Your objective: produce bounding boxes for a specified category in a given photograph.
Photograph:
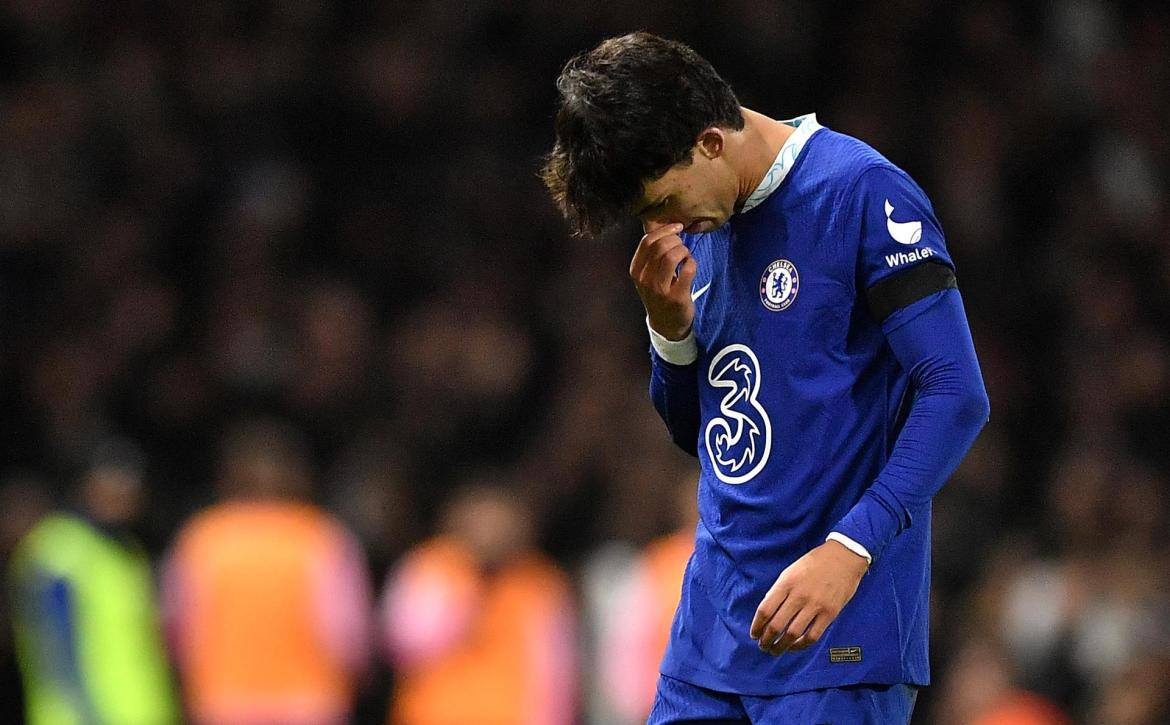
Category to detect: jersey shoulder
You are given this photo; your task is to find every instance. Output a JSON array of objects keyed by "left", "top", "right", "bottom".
[{"left": 802, "top": 128, "right": 905, "bottom": 195}]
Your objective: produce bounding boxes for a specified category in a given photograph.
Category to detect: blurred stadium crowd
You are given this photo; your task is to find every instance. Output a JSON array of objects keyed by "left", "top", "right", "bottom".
[{"left": 1, "top": 1, "right": 1168, "bottom": 723}]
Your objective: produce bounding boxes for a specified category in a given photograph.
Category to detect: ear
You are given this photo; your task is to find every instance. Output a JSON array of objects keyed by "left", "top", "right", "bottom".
[{"left": 696, "top": 128, "right": 725, "bottom": 160}]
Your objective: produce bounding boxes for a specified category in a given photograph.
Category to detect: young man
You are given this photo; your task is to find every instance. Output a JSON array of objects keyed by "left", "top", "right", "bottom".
[{"left": 542, "top": 33, "right": 990, "bottom": 724}]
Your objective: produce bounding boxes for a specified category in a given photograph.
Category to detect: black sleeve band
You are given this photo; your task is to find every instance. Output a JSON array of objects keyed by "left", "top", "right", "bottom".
[{"left": 866, "top": 260, "right": 958, "bottom": 322}]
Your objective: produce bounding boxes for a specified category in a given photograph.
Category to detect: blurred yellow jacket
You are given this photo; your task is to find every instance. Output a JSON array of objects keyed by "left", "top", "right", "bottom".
[{"left": 8, "top": 513, "right": 179, "bottom": 725}]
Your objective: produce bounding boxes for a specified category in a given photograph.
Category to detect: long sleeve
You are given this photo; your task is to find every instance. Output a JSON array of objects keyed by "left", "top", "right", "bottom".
[
  {"left": 649, "top": 347, "right": 701, "bottom": 457},
  {"left": 832, "top": 287, "right": 990, "bottom": 562}
]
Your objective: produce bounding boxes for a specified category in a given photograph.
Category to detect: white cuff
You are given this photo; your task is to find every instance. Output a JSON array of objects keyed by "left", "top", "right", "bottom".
[
  {"left": 647, "top": 317, "right": 699, "bottom": 365},
  {"left": 826, "top": 532, "right": 872, "bottom": 566}
]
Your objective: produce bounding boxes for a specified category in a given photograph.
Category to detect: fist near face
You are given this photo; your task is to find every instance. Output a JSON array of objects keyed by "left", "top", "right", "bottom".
[{"left": 629, "top": 223, "right": 697, "bottom": 341}]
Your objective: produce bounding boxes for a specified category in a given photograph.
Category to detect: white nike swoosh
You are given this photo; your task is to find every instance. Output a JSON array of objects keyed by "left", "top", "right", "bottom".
[{"left": 691, "top": 282, "right": 712, "bottom": 301}]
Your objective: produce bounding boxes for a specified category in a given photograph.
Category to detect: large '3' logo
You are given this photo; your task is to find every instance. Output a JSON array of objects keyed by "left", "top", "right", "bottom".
[{"left": 704, "top": 344, "right": 772, "bottom": 484}]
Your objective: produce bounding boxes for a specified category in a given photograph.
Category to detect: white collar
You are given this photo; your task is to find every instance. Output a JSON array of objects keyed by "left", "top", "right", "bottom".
[{"left": 738, "top": 113, "right": 822, "bottom": 214}]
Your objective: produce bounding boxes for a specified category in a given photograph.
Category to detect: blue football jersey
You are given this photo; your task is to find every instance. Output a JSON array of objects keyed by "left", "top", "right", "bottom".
[{"left": 659, "top": 114, "right": 955, "bottom": 695}]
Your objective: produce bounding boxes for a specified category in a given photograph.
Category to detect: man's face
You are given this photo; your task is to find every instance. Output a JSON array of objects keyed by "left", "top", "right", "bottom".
[{"left": 633, "top": 146, "right": 737, "bottom": 235}]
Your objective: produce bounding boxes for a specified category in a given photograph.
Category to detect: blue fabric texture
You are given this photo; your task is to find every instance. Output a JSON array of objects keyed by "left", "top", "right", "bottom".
[
  {"left": 649, "top": 351, "right": 701, "bottom": 457},
  {"left": 648, "top": 674, "right": 918, "bottom": 725},
  {"left": 832, "top": 288, "right": 990, "bottom": 562},
  {"left": 647, "top": 119, "right": 988, "bottom": 696}
]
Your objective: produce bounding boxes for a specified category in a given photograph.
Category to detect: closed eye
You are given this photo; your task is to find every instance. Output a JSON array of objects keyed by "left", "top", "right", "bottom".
[{"left": 634, "top": 196, "right": 669, "bottom": 219}]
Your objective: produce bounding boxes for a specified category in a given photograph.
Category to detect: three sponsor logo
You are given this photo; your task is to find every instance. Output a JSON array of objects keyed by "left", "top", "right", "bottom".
[{"left": 705, "top": 344, "right": 772, "bottom": 484}]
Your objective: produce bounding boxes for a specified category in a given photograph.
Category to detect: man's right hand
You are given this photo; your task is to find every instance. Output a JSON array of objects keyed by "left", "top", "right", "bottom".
[{"left": 629, "top": 223, "right": 697, "bottom": 341}]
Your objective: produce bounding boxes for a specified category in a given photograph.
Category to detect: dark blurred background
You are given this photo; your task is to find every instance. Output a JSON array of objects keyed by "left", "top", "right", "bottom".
[{"left": 1, "top": 1, "right": 1168, "bottom": 724}]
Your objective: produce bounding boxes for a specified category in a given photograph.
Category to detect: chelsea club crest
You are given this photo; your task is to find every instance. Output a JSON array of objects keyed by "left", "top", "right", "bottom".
[{"left": 760, "top": 259, "right": 799, "bottom": 311}]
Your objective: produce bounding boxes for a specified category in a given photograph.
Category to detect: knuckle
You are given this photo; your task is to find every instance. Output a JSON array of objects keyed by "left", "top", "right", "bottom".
[{"left": 653, "top": 240, "right": 678, "bottom": 258}]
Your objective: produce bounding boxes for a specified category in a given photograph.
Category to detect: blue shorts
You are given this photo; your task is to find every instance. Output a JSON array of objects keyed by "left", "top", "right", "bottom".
[{"left": 647, "top": 674, "right": 918, "bottom": 725}]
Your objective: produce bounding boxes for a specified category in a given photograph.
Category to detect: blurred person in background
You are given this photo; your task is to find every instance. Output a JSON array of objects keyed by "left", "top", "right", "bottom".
[
  {"left": 0, "top": 472, "right": 54, "bottom": 724},
  {"left": 991, "top": 451, "right": 1170, "bottom": 719},
  {"left": 160, "top": 418, "right": 373, "bottom": 725},
  {"left": 588, "top": 469, "right": 698, "bottom": 724},
  {"left": 380, "top": 479, "right": 576, "bottom": 725},
  {"left": 931, "top": 638, "right": 1070, "bottom": 725},
  {"left": 6, "top": 440, "right": 179, "bottom": 725}
]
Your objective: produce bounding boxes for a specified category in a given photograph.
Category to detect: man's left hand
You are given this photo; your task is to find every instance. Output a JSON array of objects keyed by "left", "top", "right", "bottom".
[{"left": 749, "top": 540, "right": 869, "bottom": 656}]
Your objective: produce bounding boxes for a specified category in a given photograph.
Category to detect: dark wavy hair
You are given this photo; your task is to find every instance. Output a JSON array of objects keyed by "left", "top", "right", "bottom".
[{"left": 541, "top": 32, "right": 744, "bottom": 237}]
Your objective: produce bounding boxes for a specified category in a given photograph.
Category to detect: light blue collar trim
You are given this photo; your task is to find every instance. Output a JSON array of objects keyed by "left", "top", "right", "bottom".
[{"left": 739, "top": 113, "right": 822, "bottom": 214}]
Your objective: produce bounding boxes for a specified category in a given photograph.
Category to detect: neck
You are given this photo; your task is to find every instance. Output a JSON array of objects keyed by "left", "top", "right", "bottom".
[{"left": 734, "top": 108, "right": 796, "bottom": 210}]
